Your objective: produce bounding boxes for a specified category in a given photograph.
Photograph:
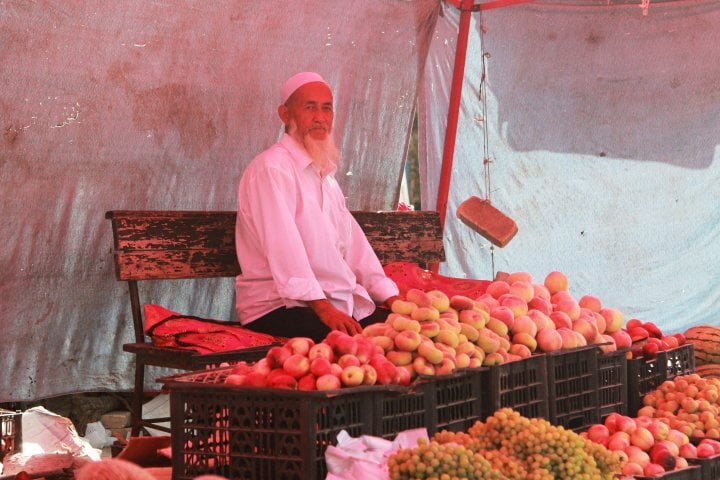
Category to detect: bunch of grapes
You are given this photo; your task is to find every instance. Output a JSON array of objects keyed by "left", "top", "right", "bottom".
[
  {"left": 387, "top": 437, "right": 508, "bottom": 480},
  {"left": 389, "top": 408, "right": 624, "bottom": 480}
]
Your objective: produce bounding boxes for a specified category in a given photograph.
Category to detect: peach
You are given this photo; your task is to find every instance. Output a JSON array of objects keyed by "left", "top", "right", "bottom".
[
  {"left": 508, "top": 343, "right": 532, "bottom": 359},
  {"left": 477, "top": 328, "right": 501, "bottom": 354},
  {"left": 512, "top": 315, "right": 538, "bottom": 337},
  {"left": 557, "top": 327, "right": 578, "bottom": 349},
  {"left": 459, "top": 322, "right": 479, "bottom": 342},
  {"left": 554, "top": 298, "right": 581, "bottom": 321},
  {"left": 427, "top": 290, "right": 451, "bottom": 313},
  {"left": 361, "top": 364, "right": 377, "bottom": 385},
  {"left": 354, "top": 336, "right": 376, "bottom": 363},
  {"left": 482, "top": 351, "right": 504, "bottom": 366},
  {"left": 485, "top": 280, "right": 510, "bottom": 299},
  {"left": 621, "top": 462, "right": 644, "bottom": 476},
  {"left": 597, "top": 334, "right": 617, "bottom": 353},
  {"left": 506, "top": 271, "right": 533, "bottom": 284},
  {"left": 527, "top": 309, "right": 553, "bottom": 330},
  {"left": 549, "top": 311, "right": 573, "bottom": 330},
  {"left": 455, "top": 352, "right": 471, "bottom": 368},
  {"left": 572, "top": 330, "right": 588, "bottom": 347},
  {"left": 326, "top": 331, "right": 358, "bottom": 355},
  {"left": 386, "top": 350, "right": 413, "bottom": 366},
  {"left": 391, "top": 314, "right": 421, "bottom": 333},
  {"left": 435, "top": 329, "right": 460, "bottom": 349},
  {"left": 536, "top": 327, "right": 563, "bottom": 352},
  {"left": 418, "top": 341, "right": 444, "bottom": 364},
  {"left": 489, "top": 306, "right": 515, "bottom": 330},
  {"left": 630, "top": 426, "right": 655, "bottom": 450},
  {"left": 512, "top": 332, "right": 537, "bottom": 352},
  {"left": 419, "top": 321, "right": 441, "bottom": 338},
  {"left": 244, "top": 371, "right": 268, "bottom": 387},
  {"left": 544, "top": 271, "right": 569, "bottom": 294},
  {"left": 412, "top": 356, "right": 435, "bottom": 376},
  {"left": 573, "top": 317, "right": 599, "bottom": 342},
  {"left": 499, "top": 294, "right": 529, "bottom": 317},
  {"left": 435, "top": 357, "right": 456, "bottom": 376},
  {"left": 611, "top": 329, "right": 632, "bottom": 349},
  {"left": 437, "top": 317, "right": 461, "bottom": 334},
  {"left": 394, "top": 330, "right": 423, "bottom": 352},
  {"left": 406, "top": 288, "right": 433, "bottom": 308},
  {"left": 625, "top": 445, "right": 651, "bottom": 468},
  {"left": 411, "top": 306, "right": 440, "bottom": 322},
  {"left": 308, "top": 342, "right": 335, "bottom": 362},
  {"left": 267, "top": 370, "right": 298, "bottom": 389},
  {"left": 283, "top": 353, "right": 311, "bottom": 379},
  {"left": 459, "top": 309, "right": 487, "bottom": 330},
  {"left": 528, "top": 296, "right": 552, "bottom": 315},
  {"left": 449, "top": 294, "right": 476, "bottom": 311},
  {"left": 607, "top": 431, "right": 631, "bottom": 451},
  {"left": 224, "top": 373, "right": 246, "bottom": 386},
  {"left": 362, "top": 322, "right": 389, "bottom": 338},
  {"left": 266, "top": 345, "right": 293, "bottom": 369},
  {"left": 297, "top": 374, "right": 317, "bottom": 391},
  {"left": 486, "top": 317, "right": 509, "bottom": 338},
  {"left": 600, "top": 307, "right": 624, "bottom": 334},
  {"left": 696, "top": 442, "right": 715, "bottom": 458},
  {"left": 475, "top": 294, "right": 500, "bottom": 311},
  {"left": 370, "top": 335, "right": 395, "bottom": 352},
  {"left": 509, "top": 281, "right": 534, "bottom": 303},
  {"left": 340, "top": 365, "right": 365, "bottom": 387},
  {"left": 586, "top": 424, "right": 610, "bottom": 445},
  {"left": 592, "top": 311, "right": 607, "bottom": 334},
  {"left": 578, "top": 294, "right": 602, "bottom": 313},
  {"left": 391, "top": 299, "right": 415, "bottom": 315},
  {"left": 679, "top": 442, "right": 697, "bottom": 458},
  {"left": 337, "top": 353, "right": 361, "bottom": 368},
  {"left": 532, "top": 283, "right": 551, "bottom": 301}
]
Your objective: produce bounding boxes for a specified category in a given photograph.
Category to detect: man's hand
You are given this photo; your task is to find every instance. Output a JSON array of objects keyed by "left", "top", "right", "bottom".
[{"left": 308, "top": 299, "right": 362, "bottom": 336}]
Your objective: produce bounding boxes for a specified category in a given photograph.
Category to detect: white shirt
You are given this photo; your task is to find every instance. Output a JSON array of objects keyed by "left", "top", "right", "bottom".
[{"left": 234, "top": 134, "right": 399, "bottom": 325}]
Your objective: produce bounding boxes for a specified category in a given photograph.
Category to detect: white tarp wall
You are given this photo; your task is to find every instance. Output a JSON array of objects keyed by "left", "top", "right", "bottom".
[
  {"left": 0, "top": 0, "right": 440, "bottom": 401},
  {"left": 421, "top": 1, "right": 720, "bottom": 337}
]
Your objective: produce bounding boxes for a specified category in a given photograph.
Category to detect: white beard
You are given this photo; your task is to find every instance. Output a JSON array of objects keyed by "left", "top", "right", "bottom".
[{"left": 289, "top": 120, "right": 340, "bottom": 172}]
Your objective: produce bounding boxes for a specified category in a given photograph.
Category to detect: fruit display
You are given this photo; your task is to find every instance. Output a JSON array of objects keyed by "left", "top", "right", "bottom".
[
  {"left": 583, "top": 411, "right": 698, "bottom": 476},
  {"left": 636, "top": 374, "right": 720, "bottom": 440},
  {"left": 621, "top": 318, "right": 688, "bottom": 359},
  {"left": 388, "top": 408, "right": 623, "bottom": 479},
  {"left": 684, "top": 325, "right": 720, "bottom": 366}
]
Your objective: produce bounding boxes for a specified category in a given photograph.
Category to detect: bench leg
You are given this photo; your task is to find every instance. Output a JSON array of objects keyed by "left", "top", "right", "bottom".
[{"left": 130, "top": 358, "right": 145, "bottom": 437}]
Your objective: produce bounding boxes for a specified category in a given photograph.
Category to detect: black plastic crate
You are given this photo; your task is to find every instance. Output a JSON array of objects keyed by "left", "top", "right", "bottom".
[
  {"left": 597, "top": 348, "right": 628, "bottom": 422},
  {"left": 373, "top": 383, "right": 432, "bottom": 440},
  {"left": 665, "top": 343, "right": 696, "bottom": 380},
  {"left": 689, "top": 453, "right": 720, "bottom": 480},
  {"left": 426, "top": 370, "right": 483, "bottom": 434},
  {"left": 627, "top": 350, "right": 668, "bottom": 417},
  {"left": 163, "top": 367, "right": 379, "bottom": 480},
  {"left": 546, "top": 345, "right": 599, "bottom": 432},
  {"left": 0, "top": 409, "right": 22, "bottom": 462},
  {"left": 634, "top": 465, "right": 702, "bottom": 480},
  {"left": 478, "top": 354, "right": 549, "bottom": 421}
]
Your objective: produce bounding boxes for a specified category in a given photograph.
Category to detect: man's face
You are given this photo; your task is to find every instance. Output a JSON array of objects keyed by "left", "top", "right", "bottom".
[{"left": 280, "top": 82, "right": 334, "bottom": 143}]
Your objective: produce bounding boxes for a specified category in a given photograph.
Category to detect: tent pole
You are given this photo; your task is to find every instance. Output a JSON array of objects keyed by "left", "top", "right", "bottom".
[{"left": 432, "top": 0, "right": 474, "bottom": 272}]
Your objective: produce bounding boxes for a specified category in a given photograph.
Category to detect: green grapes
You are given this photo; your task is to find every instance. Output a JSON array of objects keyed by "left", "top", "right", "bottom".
[{"left": 388, "top": 408, "right": 624, "bottom": 480}]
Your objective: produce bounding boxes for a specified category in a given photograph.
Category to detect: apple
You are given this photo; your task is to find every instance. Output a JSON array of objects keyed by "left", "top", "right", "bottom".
[
  {"left": 316, "top": 373, "right": 342, "bottom": 391},
  {"left": 297, "top": 374, "right": 317, "bottom": 391},
  {"left": 340, "top": 365, "right": 365, "bottom": 387},
  {"left": 286, "top": 336, "right": 314, "bottom": 356},
  {"left": 266, "top": 346, "right": 293, "bottom": 369},
  {"left": 225, "top": 373, "right": 246, "bottom": 385},
  {"left": 308, "top": 342, "right": 335, "bottom": 362},
  {"left": 283, "top": 353, "right": 311, "bottom": 379},
  {"left": 544, "top": 271, "right": 569, "bottom": 294},
  {"left": 362, "top": 364, "right": 377, "bottom": 385}
]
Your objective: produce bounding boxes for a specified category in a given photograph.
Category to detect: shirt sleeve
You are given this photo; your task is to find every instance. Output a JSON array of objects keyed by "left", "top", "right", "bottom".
[{"left": 238, "top": 160, "right": 326, "bottom": 302}]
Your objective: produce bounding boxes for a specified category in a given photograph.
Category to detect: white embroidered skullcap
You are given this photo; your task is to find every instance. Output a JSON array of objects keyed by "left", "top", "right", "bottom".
[{"left": 280, "top": 71, "right": 329, "bottom": 104}]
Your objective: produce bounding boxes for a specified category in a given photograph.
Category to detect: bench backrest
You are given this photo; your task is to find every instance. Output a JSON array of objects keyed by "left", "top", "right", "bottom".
[{"left": 106, "top": 210, "right": 445, "bottom": 281}]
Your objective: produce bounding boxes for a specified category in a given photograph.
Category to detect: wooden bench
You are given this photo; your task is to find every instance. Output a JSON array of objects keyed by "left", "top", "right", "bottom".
[{"left": 106, "top": 209, "right": 445, "bottom": 436}]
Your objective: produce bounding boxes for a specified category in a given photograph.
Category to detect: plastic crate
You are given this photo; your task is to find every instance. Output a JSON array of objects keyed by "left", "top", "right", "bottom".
[
  {"left": 597, "top": 348, "right": 628, "bottom": 422},
  {"left": 374, "top": 370, "right": 482, "bottom": 439},
  {"left": 634, "top": 465, "right": 702, "bottom": 480},
  {"left": 689, "top": 453, "right": 720, "bottom": 480},
  {"left": 665, "top": 344, "right": 695, "bottom": 380},
  {"left": 627, "top": 350, "right": 667, "bottom": 416},
  {"left": 477, "top": 354, "right": 549, "bottom": 421},
  {"left": 426, "top": 369, "right": 483, "bottom": 434},
  {"left": 546, "top": 345, "right": 599, "bottom": 432},
  {"left": 163, "top": 367, "right": 380, "bottom": 480},
  {"left": 0, "top": 409, "right": 22, "bottom": 462}
]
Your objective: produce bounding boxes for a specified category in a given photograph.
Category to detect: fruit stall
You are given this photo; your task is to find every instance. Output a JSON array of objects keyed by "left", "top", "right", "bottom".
[{"left": 139, "top": 270, "right": 720, "bottom": 480}]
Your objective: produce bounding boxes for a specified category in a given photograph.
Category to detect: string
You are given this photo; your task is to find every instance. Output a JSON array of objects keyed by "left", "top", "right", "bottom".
[{"left": 478, "top": 10, "right": 497, "bottom": 277}]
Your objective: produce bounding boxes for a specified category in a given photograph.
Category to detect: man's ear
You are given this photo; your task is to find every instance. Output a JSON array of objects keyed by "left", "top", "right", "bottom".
[{"left": 278, "top": 104, "right": 290, "bottom": 124}]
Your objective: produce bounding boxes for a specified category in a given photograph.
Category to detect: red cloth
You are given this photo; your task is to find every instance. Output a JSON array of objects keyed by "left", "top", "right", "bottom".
[{"left": 383, "top": 262, "right": 491, "bottom": 299}]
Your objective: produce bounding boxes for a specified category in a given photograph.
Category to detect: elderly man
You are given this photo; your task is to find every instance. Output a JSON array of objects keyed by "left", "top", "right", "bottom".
[{"left": 235, "top": 71, "right": 400, "bottom": 342}]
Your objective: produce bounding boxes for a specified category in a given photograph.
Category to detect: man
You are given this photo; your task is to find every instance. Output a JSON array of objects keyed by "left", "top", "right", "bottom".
[{"left": 235, "top": 71, "right": 400, "bottom": 342}]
